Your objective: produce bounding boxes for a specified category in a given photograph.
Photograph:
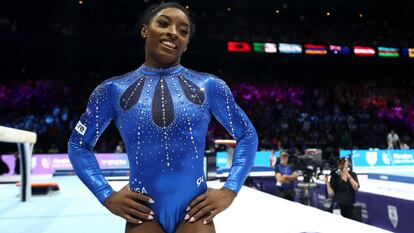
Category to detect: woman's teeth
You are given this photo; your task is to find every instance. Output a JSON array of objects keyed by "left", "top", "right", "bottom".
[{"left": 161, "top": 40, "right": 177, "bottom": 49}]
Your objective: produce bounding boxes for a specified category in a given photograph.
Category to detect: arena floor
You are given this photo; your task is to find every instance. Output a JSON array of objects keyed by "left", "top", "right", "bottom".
[{"left": 0, "top": 176, "right": 392, "bottom": 233}]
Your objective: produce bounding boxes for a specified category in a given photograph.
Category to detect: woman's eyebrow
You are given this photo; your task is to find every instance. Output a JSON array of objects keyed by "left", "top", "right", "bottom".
[
  {"left": 159, "top": 14, "right": 190, "bottom": 27},
  {"left": 159, "top": 15, "right": 171, "bottom": 21}
]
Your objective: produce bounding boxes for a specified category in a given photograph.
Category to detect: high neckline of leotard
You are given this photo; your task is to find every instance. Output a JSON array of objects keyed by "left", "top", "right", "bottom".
[{"left": 137, "top": 64, "right": 184, "bottom": 76}]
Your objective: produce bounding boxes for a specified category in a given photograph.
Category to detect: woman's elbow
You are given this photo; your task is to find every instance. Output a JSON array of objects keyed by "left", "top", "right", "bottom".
[{"left": 67, "top": 141, "right": 89, "bottom": 158}]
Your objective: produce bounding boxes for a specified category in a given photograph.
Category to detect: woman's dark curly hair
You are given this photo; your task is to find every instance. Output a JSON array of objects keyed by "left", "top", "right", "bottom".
[{"left": 138, "top": 2, "right": 196, "bottom": 39}]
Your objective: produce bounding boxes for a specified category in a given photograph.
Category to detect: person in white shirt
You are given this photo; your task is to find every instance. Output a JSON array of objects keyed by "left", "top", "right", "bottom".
[{"left": 387, "top": 130, "right": 400, "bottom": 149}]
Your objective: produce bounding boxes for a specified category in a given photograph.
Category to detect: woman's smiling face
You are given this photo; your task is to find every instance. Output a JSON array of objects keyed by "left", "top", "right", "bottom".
[{"left": 141, "top": 7, "right": 191, "bottom": 67}]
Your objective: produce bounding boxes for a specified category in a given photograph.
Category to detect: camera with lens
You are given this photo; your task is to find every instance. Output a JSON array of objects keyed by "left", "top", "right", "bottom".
[{"left": 294, "top": 149, "right": 323, "bottom": 183}]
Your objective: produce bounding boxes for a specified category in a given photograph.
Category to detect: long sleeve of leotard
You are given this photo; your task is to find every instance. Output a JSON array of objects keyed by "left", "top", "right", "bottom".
[
  {"left": 207, "top": 77, "right": 258, "bottom": 194},
  {"left": 67, "top": 81, "right": 115, "bottom": 205}
]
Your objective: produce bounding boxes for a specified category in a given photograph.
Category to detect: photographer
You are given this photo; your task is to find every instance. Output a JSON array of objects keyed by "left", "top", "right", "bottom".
[
  {"left": 325, "top": 158, "right": 360, "bottom": 220},
  {"left": 275, "top": 151, "right": 299, "bottom": 201}
]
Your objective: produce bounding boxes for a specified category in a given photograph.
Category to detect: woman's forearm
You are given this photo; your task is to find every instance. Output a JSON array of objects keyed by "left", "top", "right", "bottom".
[
  {"left": 326, "top": 181, "right": 334, "bottom": 197},
  {"left": 349, "top": 176, "right": 359, "bottom": 191}
]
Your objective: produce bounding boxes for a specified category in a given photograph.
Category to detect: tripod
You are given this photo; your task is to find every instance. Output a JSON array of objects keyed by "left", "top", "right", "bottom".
[{"left": 297, "top": 182, "right": 317, "bottom": 206}]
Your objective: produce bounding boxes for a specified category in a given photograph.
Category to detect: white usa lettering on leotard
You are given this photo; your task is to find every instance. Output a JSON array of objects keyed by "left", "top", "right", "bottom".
[{"left": 131, "top": 187, "right": 148, "bottom": 194}]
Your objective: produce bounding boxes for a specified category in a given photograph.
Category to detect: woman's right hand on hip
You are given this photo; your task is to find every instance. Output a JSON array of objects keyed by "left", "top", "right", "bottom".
[{"left": 104, "top": 184, "right": 155, "bottom": 224}]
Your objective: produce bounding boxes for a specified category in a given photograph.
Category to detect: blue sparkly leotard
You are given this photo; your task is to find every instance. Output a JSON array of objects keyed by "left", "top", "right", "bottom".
[{"left": 67, "top": 64, "right": 258, "bottom": 233}]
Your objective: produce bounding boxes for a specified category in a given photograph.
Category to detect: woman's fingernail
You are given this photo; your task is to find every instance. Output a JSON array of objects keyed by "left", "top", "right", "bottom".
[
  {"left": 148, "top": 215, "right": 154, "bottom": 220},
  {"left": 185, "top": 214, "right": 190, "bottom": 220},
  {"left": 203, "top": 220, "right": 208, "bottom": 225},
  {"left": 138, "top": 220, "right": 143, "bottom": 224},
  {"left": 186, "top": 206, "right": 190, "bottom": 211},
  {"left": 149, "top": 198, "right": 155, "bottom": 203},
  {"left": 190, "top": 217, "right": 195, "bottom": 222},
  {"left": 150, "top": 211, "right": 154, "bottom": 215}
]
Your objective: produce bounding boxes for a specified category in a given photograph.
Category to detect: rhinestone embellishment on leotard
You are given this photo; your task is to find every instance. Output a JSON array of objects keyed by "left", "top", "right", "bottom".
[
  {"left": 178, "top": 74, "right": 205, "bottom": 105},
  {"left": 120, "top": 76, "right": 145, "bottom": 111}
]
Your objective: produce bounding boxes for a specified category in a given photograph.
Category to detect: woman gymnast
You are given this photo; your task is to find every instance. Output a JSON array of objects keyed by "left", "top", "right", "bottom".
[{"left": 68, "top": 2, "right": 258, "bottom": 233}]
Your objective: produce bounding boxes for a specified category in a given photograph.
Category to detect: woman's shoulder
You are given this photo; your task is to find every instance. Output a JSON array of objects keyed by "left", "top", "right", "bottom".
[
  {"left": 92, "top": 69, "right": 138, "bottom": 94},
  {"left": 183, "top": 67, "right": 223, "bottom": 83},
  {"left": 102, "top": 70, "right": 136, "bottom": 85}
]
